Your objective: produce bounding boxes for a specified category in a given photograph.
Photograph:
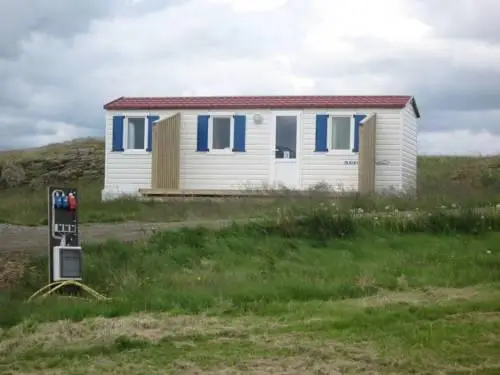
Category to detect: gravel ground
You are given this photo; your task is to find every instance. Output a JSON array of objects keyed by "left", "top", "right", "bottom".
[
  {"left": 0, "top": 219, "right": 246, "bottom": 256},
  {"left": 2, "top": 206, "right": 499, "bottom": 256}
]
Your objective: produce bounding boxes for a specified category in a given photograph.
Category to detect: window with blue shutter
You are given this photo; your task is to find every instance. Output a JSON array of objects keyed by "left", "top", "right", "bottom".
[
  {"left": 111, "top": 115, "right": 125, "bottom": 152},
  {"left": 315, "top": 114, "right": 329, "bottom": 152},
  {"left": 232, "top": 115, "right": 246, "bottom": 152},
  {"left": 196, "top": 115, "right": 210, "bottom": 152},
  {"left": 146, "top": 115, "right": 160, "bottom": 152},
  {"left": 352, "top": 114, "right": 366, "bottom": 153}
]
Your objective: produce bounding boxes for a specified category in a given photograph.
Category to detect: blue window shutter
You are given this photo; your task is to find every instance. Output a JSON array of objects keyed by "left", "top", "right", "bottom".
[
  {"left": 196, "top": 115, "right": 210, "bottom": 152},
  {"left": 352, "top": 114, "right": 366, "bottom": 153},
  {"left": 146, "top": 115, "right": 160, "bottom": 152},
  {"left": 232, "top": 115, "right": 246, "bottom": 152},
  {"left": 315, "top": 114, "right": 329, "bottom": 152},
  {"left": 111, "top": 115, "right": 125, "bottom": 152}
]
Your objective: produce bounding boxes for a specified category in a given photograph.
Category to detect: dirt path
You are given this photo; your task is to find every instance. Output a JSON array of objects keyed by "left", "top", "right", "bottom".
[
  {"left": 0, "top": 219, "right": 251, "bottom": 256},
  {"left": 1, "top": 206, "right": 498, "bottom": 257}
]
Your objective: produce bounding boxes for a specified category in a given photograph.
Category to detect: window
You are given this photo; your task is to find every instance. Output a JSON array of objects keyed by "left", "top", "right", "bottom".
[
  {"left": 275, "top": 116, "right": 297, "bottom": 159},
  {"left": 330, "top": 116, "right": 352, "bottom": 150},
  {"left": 211, "top": 116, "right": 232, "bottom": 150},
  {"left": 126, "top": 117, "right": 146, "bottom": 150}
]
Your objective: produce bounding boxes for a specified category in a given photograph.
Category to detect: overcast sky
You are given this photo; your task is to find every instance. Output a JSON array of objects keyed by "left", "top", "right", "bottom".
[{"left": 0, "top": 0, "right": 499, "bottom": 154}]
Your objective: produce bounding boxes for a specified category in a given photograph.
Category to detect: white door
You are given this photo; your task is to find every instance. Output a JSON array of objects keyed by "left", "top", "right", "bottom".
[{"left": 273, "top": 113, "right": 300, "bottom": 189}]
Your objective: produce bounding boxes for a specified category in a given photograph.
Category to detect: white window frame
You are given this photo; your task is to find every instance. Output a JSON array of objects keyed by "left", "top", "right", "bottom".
[
  {"left": 124, "top": 116, "right": 148, "bottom": 153},
  {"left": 327, "top": 114, "right": 355, "bottom": 154},
  {"left": 208, "top": 114, "right": 234, "bottom": 153}
]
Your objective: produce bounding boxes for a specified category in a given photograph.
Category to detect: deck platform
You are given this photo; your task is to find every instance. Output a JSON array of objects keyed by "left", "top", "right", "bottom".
[{"left": 138, "top": 188, "right": 354, "bottom": 198}]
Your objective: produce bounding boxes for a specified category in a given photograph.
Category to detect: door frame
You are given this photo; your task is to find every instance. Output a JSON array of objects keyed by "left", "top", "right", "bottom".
[{"left": 269, "top": 111, "right": 302, "bottom": 189}]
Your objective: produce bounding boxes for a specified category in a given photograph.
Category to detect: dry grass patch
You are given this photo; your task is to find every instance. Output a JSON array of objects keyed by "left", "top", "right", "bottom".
[
  {"left": 0, "top": 308, "right": 391, "bottom": 374},
  {"left": 2, "top": 284, "right": 500, "bottom": 374},
  {"left": 2, "top": 330, "right": 387, "bottom": 375},
  {"left": 3, "top": 356, "right": 360, "bottom": 375},
  {"left": 172, "top": 333, "right": 386, "bottom": 375},
  {"left": 0, "top": 258, "right": 27, "bottom": 290},
  {"left": 185, "top": 357, "right": 362, "bottom": 375},
  {"left": 343, "top": 285, "right": 499, "bottom": 308},
  {"left": 247, "top": 335, "right": 389, "bottom": 373},
  {"left": 0, "top": 313, "right": 282, "bottom": 355},
  {"left": 445, "top": 311, "right": 500, "bottom": 323}
]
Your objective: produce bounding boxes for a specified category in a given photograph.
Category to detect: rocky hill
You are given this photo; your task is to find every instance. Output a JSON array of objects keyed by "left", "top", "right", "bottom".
[{"left": 0, "top": 138, "right": 104, "bottom": 189}]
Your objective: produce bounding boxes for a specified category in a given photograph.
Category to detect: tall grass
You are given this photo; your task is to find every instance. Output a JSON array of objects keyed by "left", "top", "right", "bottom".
[{"left": 2, "top": 206, "right": 500, "bottom": 328}]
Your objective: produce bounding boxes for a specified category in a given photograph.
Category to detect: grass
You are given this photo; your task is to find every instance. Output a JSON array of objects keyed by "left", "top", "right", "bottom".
[
  {"left": 2, "top": 208, "right": 500, "bottom": 373},
  {"left": 2, "top": 140, "right": 500, "bottom": 373},
  {"left": 1, "top": 138, "right": 500, "bottom": 225},
  {"left": 0, "top": 183, "right": 298, "bottom": 226}
]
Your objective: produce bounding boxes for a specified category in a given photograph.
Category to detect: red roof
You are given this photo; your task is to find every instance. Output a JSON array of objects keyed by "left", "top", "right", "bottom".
[{"left": 104, "top": 95, "right": 420, "bottom": 117}]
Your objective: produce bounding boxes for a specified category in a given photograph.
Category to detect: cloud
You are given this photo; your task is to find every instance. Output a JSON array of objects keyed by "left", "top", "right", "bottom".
[
  {"left": 209, "top": 0, "right": 289, "bottom": 12},
  {"left": 419, "top": 130, "right": 500, "bottom": 156},
  {"left": 0, "top": 0, "right": 116, "bottom": 59},
  {"left": 415, "top": 0, "right": 500, "bottom": 43},
  {"left": 0, "top": 0, "right": 499, "bottom": 155},
  {"left": 0, "top": 119, "right": 98, "bottom": 150}
]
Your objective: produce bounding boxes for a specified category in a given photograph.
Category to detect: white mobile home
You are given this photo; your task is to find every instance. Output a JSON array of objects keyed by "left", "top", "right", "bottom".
[{"left": 102, "top": 95, "right": 420, "bottom": 200}]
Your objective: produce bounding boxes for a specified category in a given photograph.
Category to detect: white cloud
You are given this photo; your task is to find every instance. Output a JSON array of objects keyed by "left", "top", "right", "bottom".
[
  {"left": 0, "top": 120, "right": 98, "bottom": 150},
  {"left": 29, "top": 121, "right": 96, "bottom": 147},
  {"left": 419, "top": 130, "right": 500, "bottom": 155},
  {"left": 0, "top": 0, "right": 499, "bottom": 155},
  {"left": 208, "top": 0, "right": 289, "bottom": 12},
  {"left": 303, "top": 0, "right": 430, "bottom": 43}
]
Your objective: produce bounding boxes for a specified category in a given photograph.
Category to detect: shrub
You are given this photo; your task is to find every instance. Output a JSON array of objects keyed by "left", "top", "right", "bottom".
[
  {"left": 255, "top": 205, "right": 500, "bottom": 240},
  {"left": 0, "top": 160, "right": 26, "bottom": 188}
]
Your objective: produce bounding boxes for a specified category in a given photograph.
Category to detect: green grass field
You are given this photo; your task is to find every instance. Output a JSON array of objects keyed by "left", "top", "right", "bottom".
[
  {"left": 1, "top": 138, "right": 500, "bottom": 225},
  {"left": 2, "top": 139, "right": 500, "bottom": 374},
  {"left": 2, "top": 208, "right": 500, "bottom": 374}
]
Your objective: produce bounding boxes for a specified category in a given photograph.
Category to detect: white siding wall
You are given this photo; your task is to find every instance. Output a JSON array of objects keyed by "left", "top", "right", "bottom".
[
  {"left": 400, "top": 101, "right": 418, "bottom": 193},
  {"left": 103, "top": 110, "right": 157, "bottom": 198},
  {"left": 103, "top": 106, "right": 408, "bottom": 198},
  {"left": 180, "top": 110, "right": 272, "bottom": 190},
  {"left": 103, "top": 109, "right": 274, "bottom": 199},
  {"left": 300, "top": 108, "right": 404, "bottom": 192}
]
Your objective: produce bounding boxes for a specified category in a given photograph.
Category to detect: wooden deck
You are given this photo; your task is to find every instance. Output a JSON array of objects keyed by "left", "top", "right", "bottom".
[{"left": 139, "top": 188, "right": 357, "bottom": 198}]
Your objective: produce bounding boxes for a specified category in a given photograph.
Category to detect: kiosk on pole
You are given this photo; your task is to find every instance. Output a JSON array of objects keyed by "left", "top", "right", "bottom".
[{"left": 47, "top": 187, "right": 82, "bottom": 292}]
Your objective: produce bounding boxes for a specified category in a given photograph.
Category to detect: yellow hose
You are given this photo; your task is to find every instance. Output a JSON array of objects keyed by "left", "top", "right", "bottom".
[{"left": 27, "top": 280, "right": 109, "bottom": 302}]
